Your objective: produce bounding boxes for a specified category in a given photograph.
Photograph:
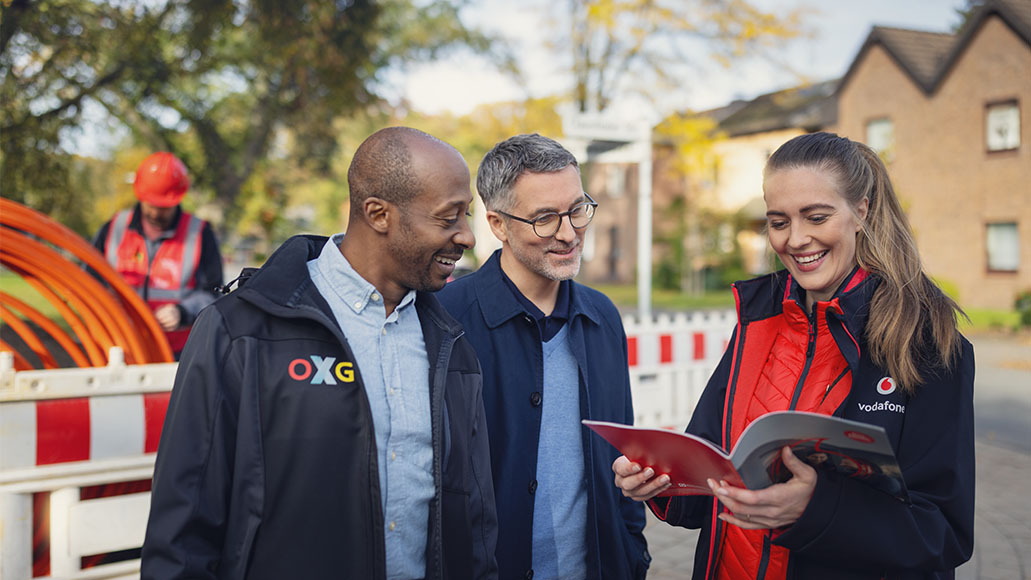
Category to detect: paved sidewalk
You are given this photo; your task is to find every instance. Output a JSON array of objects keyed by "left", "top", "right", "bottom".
[{"left": 643, "top": 439, "right": 1031, "bottom": 579}]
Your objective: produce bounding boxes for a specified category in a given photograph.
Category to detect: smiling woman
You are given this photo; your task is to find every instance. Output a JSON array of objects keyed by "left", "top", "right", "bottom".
[{"left": 612, "top": 132, "right": 975, "bottom": 580}]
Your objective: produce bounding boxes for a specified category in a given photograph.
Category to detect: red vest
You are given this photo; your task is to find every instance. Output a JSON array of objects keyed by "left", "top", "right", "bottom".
[
  {"left": 713, "top": 279, "right": 858, "bottom": 580},
  {"left": 104, "top": 209, "right": 204, "bottom": 352}
]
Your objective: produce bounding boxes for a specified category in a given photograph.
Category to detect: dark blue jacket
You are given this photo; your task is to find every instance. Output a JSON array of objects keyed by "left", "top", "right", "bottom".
[
  {"left": 438, "top": 250, "right": 649, "bottom": 580},
  {"left": 142, "top": 235, "right": 498, "bottom": 580},
  {"left": 652, "top": 269, "right": 975, "bottom": 579}
]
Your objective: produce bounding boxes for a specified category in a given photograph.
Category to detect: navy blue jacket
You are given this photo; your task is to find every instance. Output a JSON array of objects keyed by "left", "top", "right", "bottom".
[
  {"left": 652, "top": 269, "right": 975, "bottom": 579},
  {"left": 438, "top": 250, "right": 649, "bottom": 579},
  {"left": 142, "top": 235, "right": 498, "bottom": 580}
]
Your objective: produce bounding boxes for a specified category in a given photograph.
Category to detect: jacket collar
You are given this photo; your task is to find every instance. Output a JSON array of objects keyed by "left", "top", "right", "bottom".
[
  {"left": 238, "top": 234, "right": 464, "bottom": 337},
  {"left": 473, "top": 249, "right": 601, "bottom": 330}
]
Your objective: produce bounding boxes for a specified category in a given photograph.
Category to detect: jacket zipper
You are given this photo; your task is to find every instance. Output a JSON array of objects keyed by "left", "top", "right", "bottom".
[
  {"left": 754, "top": 532, "right": 772, "bottom": 579},
  {"left": 788, "top": 305, "right": 819, "bottom": 411},
  {"left": 821, "top": 366, "right": 851, "bottom": 405}
]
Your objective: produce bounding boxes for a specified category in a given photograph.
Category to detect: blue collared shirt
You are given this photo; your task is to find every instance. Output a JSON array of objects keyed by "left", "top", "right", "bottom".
[{"left": 308, "top": 234, "right": 434, "bottom": 580}]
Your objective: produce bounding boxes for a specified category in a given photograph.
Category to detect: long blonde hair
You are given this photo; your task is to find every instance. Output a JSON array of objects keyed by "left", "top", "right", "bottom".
[{"left": 765, "top": 132, "right": 964, "bottom": 393}]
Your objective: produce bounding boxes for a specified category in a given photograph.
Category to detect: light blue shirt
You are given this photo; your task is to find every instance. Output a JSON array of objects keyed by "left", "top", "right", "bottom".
[
  {"left": 308, "top": 234, "right": 434, "bottom": 580},
  {"left": 532, "top": 323, "right": 588, "bottom": 579}
]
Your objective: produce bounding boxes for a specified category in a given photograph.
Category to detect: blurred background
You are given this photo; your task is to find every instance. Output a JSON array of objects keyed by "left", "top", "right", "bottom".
[{"left": 2, "top": 0, "right": 1029, "bottom": 327}]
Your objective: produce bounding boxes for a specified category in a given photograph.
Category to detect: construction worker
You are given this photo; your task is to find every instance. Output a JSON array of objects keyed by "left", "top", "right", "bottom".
[{"left": 92, "top": 152, "right": 223, "bottom": 358}]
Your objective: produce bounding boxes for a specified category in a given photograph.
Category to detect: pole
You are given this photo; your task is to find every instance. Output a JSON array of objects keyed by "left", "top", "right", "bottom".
[{"left": 636, "top": 133, "right": 652, "bottom": 320}]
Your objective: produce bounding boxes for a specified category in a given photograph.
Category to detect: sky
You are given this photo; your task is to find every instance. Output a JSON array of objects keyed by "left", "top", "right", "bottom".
[{"left": 391, "top": 0, "right": 968, "bottom": 119}]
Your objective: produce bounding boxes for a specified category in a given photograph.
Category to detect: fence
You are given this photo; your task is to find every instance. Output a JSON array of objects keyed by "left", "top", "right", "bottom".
[{"left": 0, "top": 309, "right": 737, "bottom": 579}]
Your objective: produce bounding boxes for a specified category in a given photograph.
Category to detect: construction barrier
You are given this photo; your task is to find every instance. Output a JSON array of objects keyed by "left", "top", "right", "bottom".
[
  {"left": 624, "top": 309, "right": 737, "bottom": 430},
  {"left": 0, "top": 311, "right": 736, "bottom": 578}
]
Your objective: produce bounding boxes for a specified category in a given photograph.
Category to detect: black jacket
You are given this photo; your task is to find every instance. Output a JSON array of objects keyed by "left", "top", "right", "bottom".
[
  {"left": 652, "top": 269, "right": 975, "bottom": 579},
  {"left": 141, "top": 235, "right": 498, "bottom": 579}
]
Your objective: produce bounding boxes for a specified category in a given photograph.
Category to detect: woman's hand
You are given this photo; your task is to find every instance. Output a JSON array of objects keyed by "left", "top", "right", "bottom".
[
  {"left": 710, "top": 446, "right": 817, "bottom": 530},
  {"left": 612, "top": 455, "right": 672, "bottom": 502}
]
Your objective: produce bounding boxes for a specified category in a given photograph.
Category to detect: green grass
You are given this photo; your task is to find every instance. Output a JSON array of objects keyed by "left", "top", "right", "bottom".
[
  {"left": 592, "top": 284, "right": 735, "bottom": 312},
  {"left": 0, "top": 270, "right": 62, "bottom": 319},
  {"left": 961, "top": 308, "right": 1021, "bottom": 333}
]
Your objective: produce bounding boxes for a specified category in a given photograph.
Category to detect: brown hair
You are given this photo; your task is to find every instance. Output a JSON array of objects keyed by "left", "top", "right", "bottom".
[{"left": 765, "top": 132, "right": 964, "bottom": 392}]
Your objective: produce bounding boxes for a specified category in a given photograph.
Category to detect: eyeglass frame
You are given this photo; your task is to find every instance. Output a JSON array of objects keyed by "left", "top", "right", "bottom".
[{"left": 495, "top": 192, "right": 598, "bottom": 238}]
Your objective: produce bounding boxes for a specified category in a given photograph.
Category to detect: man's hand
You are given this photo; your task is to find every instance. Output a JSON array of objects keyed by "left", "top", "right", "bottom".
[
  {"left": 613, "top": 455, "right": 671, "bottom": 502},
  {"left": 154, "top": 304, "right": 182, "bottom": 331},
  {"left": 710, "top": 446, "right": 817, "bottom": 530}
]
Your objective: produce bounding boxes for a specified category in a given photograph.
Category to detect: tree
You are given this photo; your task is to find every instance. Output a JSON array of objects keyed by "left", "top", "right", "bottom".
[
  {"left": 561, "top": 0, "right": 808, "bottom": 112},
  {"left": 1, "top": 0, "right": 509, "bottom": 235}
]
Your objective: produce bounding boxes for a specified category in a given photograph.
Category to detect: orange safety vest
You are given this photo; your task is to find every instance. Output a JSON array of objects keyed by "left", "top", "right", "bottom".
[{"left": 104, "top": 209, "right": 204, "bottom": 353}]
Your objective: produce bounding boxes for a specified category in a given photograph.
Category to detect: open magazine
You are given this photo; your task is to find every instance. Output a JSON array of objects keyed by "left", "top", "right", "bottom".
[{"left": 584, "top": 411, "right": 909, "bottom": 502}]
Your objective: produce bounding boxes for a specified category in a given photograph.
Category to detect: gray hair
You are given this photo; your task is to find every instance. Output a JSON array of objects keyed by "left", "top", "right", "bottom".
[{"left": 476, "top": 133, "right": 579, "bottom": 211}]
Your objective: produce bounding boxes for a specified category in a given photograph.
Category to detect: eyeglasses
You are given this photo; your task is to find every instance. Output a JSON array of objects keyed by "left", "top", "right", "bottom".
[{"left": 496, "top": 193, "right": 598, "bottom": 238}]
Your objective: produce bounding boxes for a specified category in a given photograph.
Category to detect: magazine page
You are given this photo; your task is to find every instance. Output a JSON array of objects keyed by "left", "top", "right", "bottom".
[
  {"left": 582, "top": 420, "right": 744, "bottom": 496},
  {"left": 730, "top": 411, "right": 910, "bottom": 502}
]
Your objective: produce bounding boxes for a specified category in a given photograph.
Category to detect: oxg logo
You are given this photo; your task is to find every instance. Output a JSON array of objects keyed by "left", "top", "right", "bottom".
[{"left": 288, "top": 355, "right": 355, "bottom": 384}]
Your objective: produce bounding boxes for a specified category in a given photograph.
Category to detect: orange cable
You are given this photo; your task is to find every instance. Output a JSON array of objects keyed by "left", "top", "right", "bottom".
[
  {"left": 0, "top": 258, "right": 108, "bottom": 366},
  {"left": 0, "top": 303, "right": 59, "bottom": 369},
  {"left": 1, "top": 235, "right": 123, "bottom": 356},
  {"left": 1, "top": 198, "right": 173, "bottom": 362},
  {"left": 0, "top": 291, "right": 90, "bottom": 367}
]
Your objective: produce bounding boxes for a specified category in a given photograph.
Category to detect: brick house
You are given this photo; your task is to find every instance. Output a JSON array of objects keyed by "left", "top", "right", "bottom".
[
  {"left": 578, "top": 0, "right": 1029, "bottom": 311},
  {"left": 833, "top": 0, "right": 1030, "bottom": 310}
]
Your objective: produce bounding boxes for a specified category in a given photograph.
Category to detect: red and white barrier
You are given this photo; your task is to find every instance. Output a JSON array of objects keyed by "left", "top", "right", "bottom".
[
  {"left": 0, "top": 350, "right": 176, "bottom": 580},
  {"left": 622, "top": 309, "right": 737, "bottom": 430}
]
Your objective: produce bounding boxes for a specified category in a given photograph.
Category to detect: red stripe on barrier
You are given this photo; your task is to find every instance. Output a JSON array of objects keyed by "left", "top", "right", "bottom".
[
  {"left": 660, "top": 334, "right": 673, "bottom": 363},
  {"left": 144, "top": 392, "right": 171, "bottom": 453},
  {"left": 693, "top": 332, "right": 706, "bottom": 360},
  {"left": 627, "top": 336, "right": 638, "bottom": 367},
  {"left": 36, "top": 398, "right": 90, "bottom": 465}
]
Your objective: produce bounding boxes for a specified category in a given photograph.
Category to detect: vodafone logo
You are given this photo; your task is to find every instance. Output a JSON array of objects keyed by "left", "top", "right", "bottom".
[
  {"left": 876, "top": 377, "right": 896, "bottom": 395},
  {"left": 288, "top": 355, "right": 355, "bottom": 384}
]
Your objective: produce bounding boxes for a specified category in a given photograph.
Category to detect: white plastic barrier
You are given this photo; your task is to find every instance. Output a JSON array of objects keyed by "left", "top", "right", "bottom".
[
  {"left": 0, "top": 349, "right": 176, "bottom": 580},
  {"left": 622, "top": 309, "right": 737, "bottom": 430}
]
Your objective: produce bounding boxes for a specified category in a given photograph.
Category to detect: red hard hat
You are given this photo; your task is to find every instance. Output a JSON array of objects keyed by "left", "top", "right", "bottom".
[{"left": 133, "top": 152, "right": 190, "bottom": 207}]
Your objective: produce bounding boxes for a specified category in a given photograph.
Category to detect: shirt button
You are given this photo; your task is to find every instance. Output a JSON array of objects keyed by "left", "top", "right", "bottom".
[
  {"left": 529, "top": 392, "right": 542, "bottom": 407},
  {"left": 528, "top": 479, "right": 537, "bottom": 494},
  {"left": 381, "top": 327, "right": 387, "bottom": 335},
  {"left": 371, "top": 293, "right": 380, "bottom": 302},
  {"left": 389, "top": 387, "right": 395, "bottom": 396},
  {"left": 389, "top": 521, "right": 396, "bottom": 531},
  {"left": 353, "top": 301, "right": 362, "bottom": 309},
  {"left": 525, "top": 571, "right": 534, "bottom": 580},
  {"left": 391, "top": 451, "right": 396, "bottom": 461}
]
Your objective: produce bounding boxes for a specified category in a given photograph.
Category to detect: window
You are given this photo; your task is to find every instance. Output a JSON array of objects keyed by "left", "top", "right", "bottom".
[
  {"left": 986, "top": 101, "right": 1020, "bottom": 152},
  {"left": 865, "top": 118, "right": 895, "bottom": 161},
  {"left": 986, "top": 222, "right": 1019, "bottom": 272}
]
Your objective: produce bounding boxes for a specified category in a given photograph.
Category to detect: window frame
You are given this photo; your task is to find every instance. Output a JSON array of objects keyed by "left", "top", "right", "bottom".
[
  {"left": 984, "top": 99, "right": 1021, "bottom": 154},
  {"left": 985, "top": 221, "right": 1020, "bottom": 274}
]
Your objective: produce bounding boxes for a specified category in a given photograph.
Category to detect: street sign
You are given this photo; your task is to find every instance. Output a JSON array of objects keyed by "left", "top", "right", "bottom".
[{"left": 562, "top": 111, "right": 650, "bottom": 143}]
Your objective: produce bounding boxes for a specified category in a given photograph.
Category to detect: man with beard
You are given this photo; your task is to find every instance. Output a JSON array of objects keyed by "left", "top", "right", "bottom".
[
  {"left": 438, "top": 134, "right": 649, "bottom": 579},
  {"left": 92, "top": 152, "right": 223, "bottom": 359},
  {"left": 142, "top": 127, "right": 498, "bottom": 579}
]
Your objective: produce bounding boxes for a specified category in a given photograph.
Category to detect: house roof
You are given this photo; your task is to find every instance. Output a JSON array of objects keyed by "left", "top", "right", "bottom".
[
  {"left": 712, "top": 79, "right": 838, "bottom": 138},
  {"left": 838, "top": 0, "right": 1031, "bottom": 96}
]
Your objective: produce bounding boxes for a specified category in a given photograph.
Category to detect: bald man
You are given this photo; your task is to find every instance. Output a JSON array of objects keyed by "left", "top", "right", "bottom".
[{"left": 142, "top": 127, "right": 498, "bottom": 580}]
